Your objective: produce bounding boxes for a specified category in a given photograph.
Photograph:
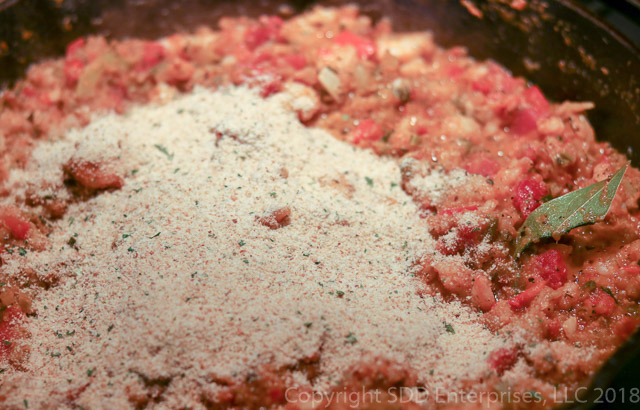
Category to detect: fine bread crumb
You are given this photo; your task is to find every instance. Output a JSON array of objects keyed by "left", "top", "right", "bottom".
[{"left": 0, "top": 86, "right": 511, "bottom": 408}]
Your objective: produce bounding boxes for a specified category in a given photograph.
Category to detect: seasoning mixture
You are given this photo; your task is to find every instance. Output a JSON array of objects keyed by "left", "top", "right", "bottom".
[{"left": 1, "top": 5, "right": 639, "bottom": 409}]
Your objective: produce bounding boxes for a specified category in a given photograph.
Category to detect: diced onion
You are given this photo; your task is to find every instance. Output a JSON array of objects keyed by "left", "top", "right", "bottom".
[
  {"left": 391, "top": 78, "right": 411, "bottom": 103},
  {"left": 318, "top": 66, "right": 342, "bottom": 101}
]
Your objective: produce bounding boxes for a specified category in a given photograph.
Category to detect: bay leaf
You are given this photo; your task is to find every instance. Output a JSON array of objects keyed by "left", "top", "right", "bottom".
[{"left": 514, "top": 162, "right": 629, "bottom": 257}]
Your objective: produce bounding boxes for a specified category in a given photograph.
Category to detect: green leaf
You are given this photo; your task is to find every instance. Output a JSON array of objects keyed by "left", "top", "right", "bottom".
[{"left": 514, "top": 162, "right": 629, "bottom": 257}]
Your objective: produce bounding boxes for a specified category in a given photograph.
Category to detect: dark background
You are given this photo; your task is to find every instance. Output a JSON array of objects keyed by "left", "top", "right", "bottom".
[{"left": 583, "top": 0, "right": 640, "bottom": 47}]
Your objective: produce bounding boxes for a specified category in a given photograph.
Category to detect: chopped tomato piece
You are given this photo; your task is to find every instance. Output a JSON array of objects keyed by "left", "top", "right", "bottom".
[
  {"left": 445, "top": 64, "right": 465, "bottom": 79},
  {"left": 510, "top": 107, "right": 541, "bottom": 135},
  {"left": 488, "top": 347, "right": 518, "bottom": 375},
  {"left": 509, "top": 280, "right": 547, "bottom": 310},
  {"left": 464, "top": 154, "right": 500, "bottom": 177},
  {"left": 64, "top": 58, "right": 85, "bottom": 86},
  {"left": 139, "top": 42, "right": 165, "bottom": 71},
  {"left": 523, "top": 86, "right": 549, "bottom": 112},
  {"left": 21, "top": 86, "right": 37, "bottom": 98},
  {"left": 282, "top": 54, "right": 307, "bottom": 70},
  {"left": 437, "top": 224, "right": 482, "bottom": 256},
  {"left": 510, "top": 86, "right": 549, "bottom": 136},
  {"left": 513, "top": 178, "right": 548, "bottom": 217},
  {"left": 245, "top": 16, "right": 283, "bottom": 51},
  {"left": 0, "top": 305, "right": 24, "bottom": 362},
  {"left": 0, "top": 205, "right": 30, "bottom": 240},
  {"left": 533, "top": 250, "right": 567, "bottom": 290},
  {"left": 590, "top": 289, "right": 616, "bottom": 316},
  {"left": 65, "top": 37, "right": 85, "bottom": 58},
  {"left": 471, "top": 77, "right": 492, "bottom": 94},
  {"left": 268, "top": 387, "right": 284, "bottom": 402},
  {"left": 257, "top": 207, "right": 291, "bottom": 229},
  {"left": 351, "top": 120, "right": 384, "bottom": 143},
  {"left": 333, "top": 31, "right": 376, "bottom": 60},
  {"left": 251, "top": 51, "right": 275, "bottom": 66},
  {"left": 623, "top": 265, "right": 640, "bottom": 275},
  {"left": 259, "top": 78, "right": 282, "bottom": 98},
  {"left": 547, "top": 318, "right": 562, "bottom": 339}
]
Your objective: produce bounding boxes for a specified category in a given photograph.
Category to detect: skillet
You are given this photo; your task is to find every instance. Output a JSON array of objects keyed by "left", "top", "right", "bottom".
[{"left": 1, "top": 0, "right": 639, "bottom": 408}]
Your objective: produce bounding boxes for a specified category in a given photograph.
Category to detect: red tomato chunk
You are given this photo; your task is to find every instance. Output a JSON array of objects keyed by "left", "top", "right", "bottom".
[
  {"left": 513, "top": 178, "right": 548, "bottom": 218},
  {"left": 0, "top": 305, "right": 24, "bottom": 362},
  {"left": 589, "top": 289, "right": 616, "bottom": 316},
  {"left": 533, "top": 250, "right": 568, "bottom": 290},
  {"left": 488, "top": 347, "right": 518, "bottom": 376},
  {"left": 245, "top": 16, "right": 283, "bottom": 51},
  {"left": 333, "top": 31, "right": 376, "bottom": 60},
  {"left": 351, "top": 120, "right": 384, "bottom": 143},
  {"left": 509, "top": 280, "right": 547, "bottom": 310},
  {"left": 0, "top": 206, "right": 30, "bottom": 240}
]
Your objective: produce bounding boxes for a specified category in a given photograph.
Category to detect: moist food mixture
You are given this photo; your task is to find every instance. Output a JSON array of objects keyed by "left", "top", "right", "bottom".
[{"left": 1, "top": 5, "right": 640, "bottom": 409}]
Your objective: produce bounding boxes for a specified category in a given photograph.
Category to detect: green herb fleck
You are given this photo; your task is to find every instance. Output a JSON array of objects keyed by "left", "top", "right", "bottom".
[
  {"left": 529, "top": 391, "right": 542, "bottom": 400},
  {"left": 345, "top": 332, "right": 358, "bottom": 344},
  {"left": 154, "top": 144, "right": 174, "bottom": 160},
  {"left": 365, "top": 176, "right": 373, "bottom": 187},
  {"left": 444, "top": 322, "right": 455, "bottom": 334}
]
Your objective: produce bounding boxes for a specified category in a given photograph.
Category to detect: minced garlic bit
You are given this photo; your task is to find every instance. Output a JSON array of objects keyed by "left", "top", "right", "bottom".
[{"left": 1, "top": 87, "right": 512, "bottom": 408}]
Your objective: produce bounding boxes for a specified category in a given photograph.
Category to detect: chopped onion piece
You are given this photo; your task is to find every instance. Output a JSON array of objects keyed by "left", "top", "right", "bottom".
[{"left": 318, "top": 66, "right": 342, "bottom": 101}]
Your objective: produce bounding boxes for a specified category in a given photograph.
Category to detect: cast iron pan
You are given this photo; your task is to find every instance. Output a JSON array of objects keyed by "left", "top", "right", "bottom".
[{"left": 1, "top": 0, "right": 640, "bottom": 408}]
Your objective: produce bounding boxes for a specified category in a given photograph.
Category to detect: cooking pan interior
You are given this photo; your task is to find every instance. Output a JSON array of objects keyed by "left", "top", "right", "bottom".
[
  {"left": 1, "top": 0, "right": 640, "bottom": 408},
  {"left": 1, "top": 0, "right": 639, "bottom": 163}
]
